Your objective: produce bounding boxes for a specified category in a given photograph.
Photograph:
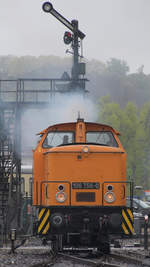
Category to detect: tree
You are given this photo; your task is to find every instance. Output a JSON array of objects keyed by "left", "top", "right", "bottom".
[
  {"left": 98, "top": 95, "right": 123, "bottom": 130},
  {"left": 106, "top": 58, "right": 130, "bottom": 76},
  {"left": 97, "top": 97, "right": 144, "bottom": 186},
  {"left": 121, "top": 103, "right": 139, "bottom": 182},
  {"left": 138, "top": 102, "right": 150, "bottom": 188}
]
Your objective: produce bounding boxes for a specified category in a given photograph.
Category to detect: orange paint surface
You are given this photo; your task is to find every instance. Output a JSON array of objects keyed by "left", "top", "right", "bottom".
[{"left": 33, "top": 120, "right": 126, "bottom": 207}]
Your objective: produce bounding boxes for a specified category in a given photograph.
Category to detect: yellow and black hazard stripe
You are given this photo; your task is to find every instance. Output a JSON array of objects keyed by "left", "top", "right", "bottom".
[
  {"left": 38, "top": 208, "right": 50, "bottom": 235},
  {"left": 122, "top": 208, "right": 134, "bottom": 235}
]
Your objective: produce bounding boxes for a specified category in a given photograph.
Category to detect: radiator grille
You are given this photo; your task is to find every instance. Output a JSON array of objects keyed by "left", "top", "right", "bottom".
[{"left": 76, "top": 192, "right": 95, "bottom": 202}]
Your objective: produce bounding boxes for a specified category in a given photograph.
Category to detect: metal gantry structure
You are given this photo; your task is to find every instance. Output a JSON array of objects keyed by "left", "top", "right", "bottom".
[{"left": 0, "top": 2, "right": 87, "bottom": 240}]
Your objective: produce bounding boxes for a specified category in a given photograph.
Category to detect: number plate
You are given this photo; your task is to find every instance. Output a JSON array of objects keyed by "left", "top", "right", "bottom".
[{"left": 72, "top": 182, "right": 100, "bottom": 189}]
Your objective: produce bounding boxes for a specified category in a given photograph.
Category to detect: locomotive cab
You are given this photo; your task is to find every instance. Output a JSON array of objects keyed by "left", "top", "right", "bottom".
[{"left": 33, "top": 118, "right": 133, "bottom": 253}]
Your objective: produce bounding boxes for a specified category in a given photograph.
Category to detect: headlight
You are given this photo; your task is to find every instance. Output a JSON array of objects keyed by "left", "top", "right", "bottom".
[
  {"left": 104, "top": 192, "right": 116, "bottom": 203},
  {"left": 56, "top": 192, "right": 66, "bottom": 203},
  {"left": 82, "top": 146, "right": 89, "bottom": 153}
]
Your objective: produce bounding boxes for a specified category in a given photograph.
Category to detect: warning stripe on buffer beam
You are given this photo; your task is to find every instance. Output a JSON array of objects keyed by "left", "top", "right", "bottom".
[
  {"left": 122, "top": 208, "right": 134, "bottom": 235},
  {"left": 38, "top": 208, "right": 50, "bottom": 235}
]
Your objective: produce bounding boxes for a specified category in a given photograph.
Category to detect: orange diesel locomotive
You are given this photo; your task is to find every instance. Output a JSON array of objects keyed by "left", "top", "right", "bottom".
[{"left": 33, "top": 117, "right": 133, "bottom": 253}]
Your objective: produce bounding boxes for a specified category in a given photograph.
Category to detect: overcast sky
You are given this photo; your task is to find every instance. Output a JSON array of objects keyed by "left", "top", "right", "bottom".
[{"left": 0, "top": 0, "right": 150, "bottom": 73}]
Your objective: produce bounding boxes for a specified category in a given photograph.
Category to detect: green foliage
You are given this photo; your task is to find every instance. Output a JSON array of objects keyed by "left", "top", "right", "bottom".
[
  {"left": 98, "top": 96, "right": 150, "bottom": 189},
  {"left": 98, "top": 95, "right": 123, "bottom": 130}
]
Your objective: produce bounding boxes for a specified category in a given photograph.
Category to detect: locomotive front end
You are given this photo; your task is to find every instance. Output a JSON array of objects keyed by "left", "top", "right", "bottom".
[{"left": 33, "top": 119, "right": 133, "bottom": 252}]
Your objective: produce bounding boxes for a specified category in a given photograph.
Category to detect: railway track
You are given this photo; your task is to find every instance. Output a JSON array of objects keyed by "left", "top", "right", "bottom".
[
  {"left": 29, "top": 249, "right": 150, "bottom": 266},
  {"left": 1, "top": 237, "right": 150, "bottom": 266},
  {"left": 58, "top": 250, "right": 150, "bottom": 266}
]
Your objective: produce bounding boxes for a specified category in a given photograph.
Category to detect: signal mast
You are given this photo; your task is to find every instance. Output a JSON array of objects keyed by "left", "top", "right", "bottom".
[{"left": 42, "top": 2, "right": 87, "bottom": 92}]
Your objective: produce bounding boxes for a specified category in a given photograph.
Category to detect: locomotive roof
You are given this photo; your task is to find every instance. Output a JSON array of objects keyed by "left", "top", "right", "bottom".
[{"left": 38, "top": 121, "right": 120, "bottom": 136}]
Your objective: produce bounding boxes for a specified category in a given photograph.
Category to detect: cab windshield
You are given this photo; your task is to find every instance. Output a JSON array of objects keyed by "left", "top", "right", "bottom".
[
  {"left": 86, "top": 131, "right": 118, "bottom": 147},
  {"left": 43, "top": 132, "right": 74, "bottom": 148}
]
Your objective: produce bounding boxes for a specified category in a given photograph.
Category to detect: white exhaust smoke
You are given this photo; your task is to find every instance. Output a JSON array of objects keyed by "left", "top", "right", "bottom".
[{"left": 21, "top": 94, "right": 98, "bottom": 154}]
